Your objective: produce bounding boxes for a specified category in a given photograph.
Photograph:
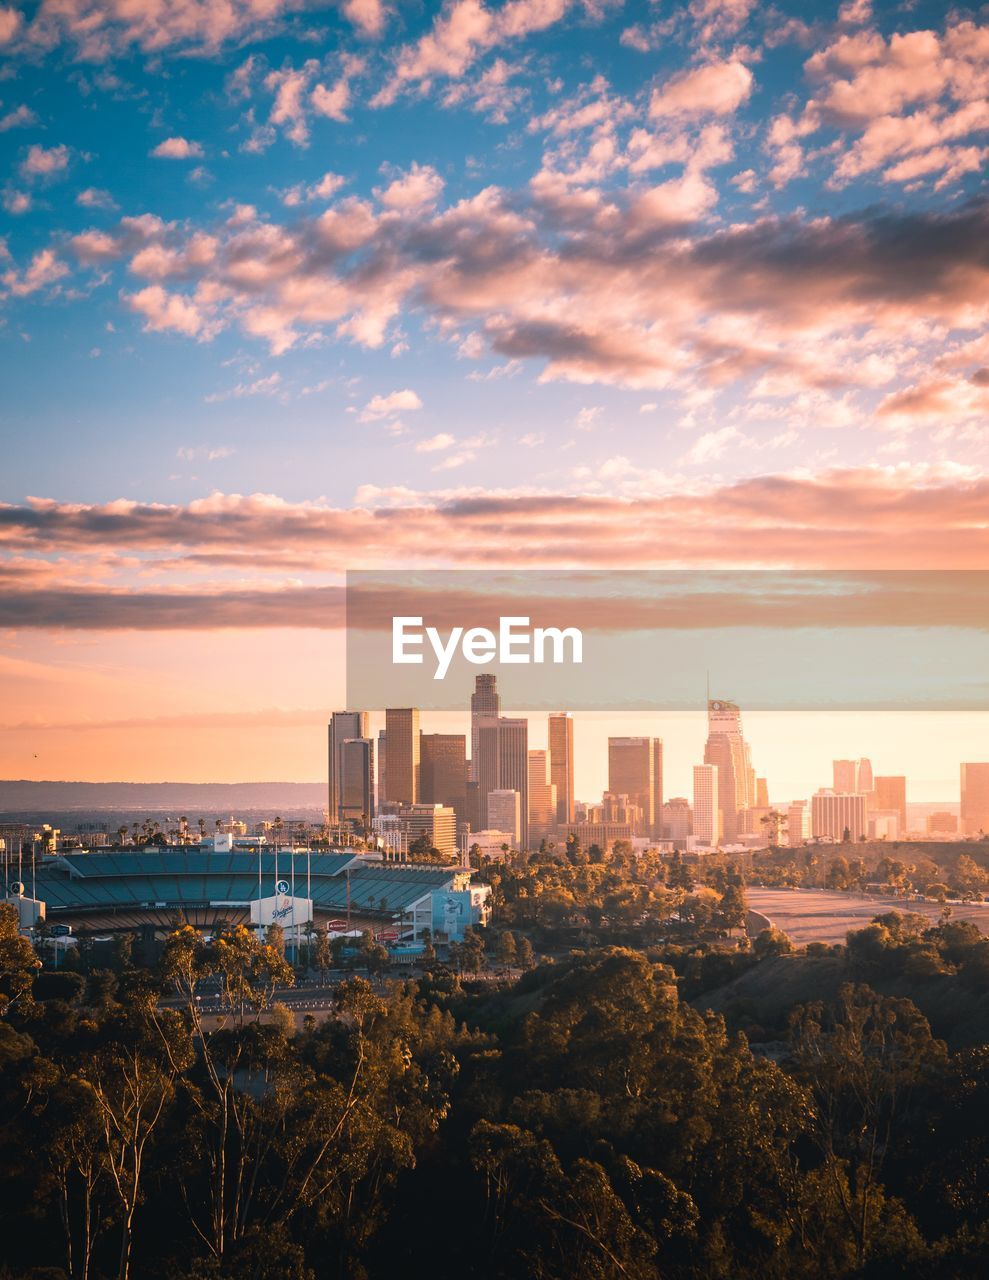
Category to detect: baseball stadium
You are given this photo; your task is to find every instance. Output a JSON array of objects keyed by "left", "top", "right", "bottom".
[{"left": 14, "top": 850, "right": 489, "bottom": 942}]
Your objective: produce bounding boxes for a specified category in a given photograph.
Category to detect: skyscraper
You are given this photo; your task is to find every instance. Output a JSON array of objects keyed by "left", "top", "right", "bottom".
[
  {"left": 377, "top": 728, "right": 387, "bottom": 807},
  {"left": 527, "top": 749, "right": 557, "bottom": 844},
  {"left": 498, "top": 717, "right": 529, "bottom": 848},
  {"left": 383, "top": 708, "right": 420, "bottom": 805},
  {"left": 652, "top": 739, "right": 664, "bottom": 837},
  {"left": 693, "top": 764, "right": 720, "bottom": 846},
  {"left": 470, "top": 673, "right": 500, "bottom": 781},
  {"left": 703, "top": 700, "right": 753, "bottom": 843},
  {"left": 420, "top": 733, "right": 468, "bottom": 827},
  {"left": 608, "top": 737, "right": 655, "bottom": 835},
  {"left": 473, "top": 716, "right": 501, "bottom": 828},
  {"left": 328, "top": 711, "right": 369, "bottom": 822},
  {"left": 874, "top": 775, "right": 907, "bottom": 834},
  {"left": 549, "top": 712, "right": 574, "bottom": 824},
  {"left": 339, "top": 737, "right": 374, "bottom": 829},
  {"left": 961, "top": 763, "right": 989, "bottom": 836}
]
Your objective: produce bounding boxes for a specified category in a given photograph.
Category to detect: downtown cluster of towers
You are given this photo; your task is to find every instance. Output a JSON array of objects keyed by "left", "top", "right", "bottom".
[
  {"left": 327, "top": 679, "right": 768, "bottom": 856},
  {"left": 329, "top": 683, "right": 989, "bottom": 856}
]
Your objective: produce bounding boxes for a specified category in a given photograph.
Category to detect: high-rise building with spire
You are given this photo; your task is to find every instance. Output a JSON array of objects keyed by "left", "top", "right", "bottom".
[{"left": 703, "top": 699, "right": 754, "bottom": 843}]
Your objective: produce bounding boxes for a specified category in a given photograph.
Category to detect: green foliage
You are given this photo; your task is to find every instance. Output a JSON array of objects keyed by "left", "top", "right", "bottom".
[{"left": 1, "top": 902, "right": 988, "bottom": 1280}]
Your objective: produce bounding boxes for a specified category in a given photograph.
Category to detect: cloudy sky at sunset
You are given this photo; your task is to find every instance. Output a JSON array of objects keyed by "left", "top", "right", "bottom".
[{"left": 1, "top": 0, "right": 988, "bottom": 798}]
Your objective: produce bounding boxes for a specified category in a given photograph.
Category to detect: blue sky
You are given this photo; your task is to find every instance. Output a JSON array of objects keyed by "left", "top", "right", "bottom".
[{"left": 2, "top": 0, "right": 986, "bottom": 509}]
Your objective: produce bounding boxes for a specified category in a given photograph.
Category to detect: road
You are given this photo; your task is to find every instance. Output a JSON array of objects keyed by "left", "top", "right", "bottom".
[{"left": 747, "top": 887, "right": 989, "bottom": 945}]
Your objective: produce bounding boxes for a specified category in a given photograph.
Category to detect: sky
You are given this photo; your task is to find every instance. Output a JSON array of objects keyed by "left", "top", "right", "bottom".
[{"left": 1, "top": 0, "right": 989, "bottom": 799}]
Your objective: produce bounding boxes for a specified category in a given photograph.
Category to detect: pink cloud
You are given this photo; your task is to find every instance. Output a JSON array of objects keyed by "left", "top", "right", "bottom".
[
  {"left": 56, "top": 186, "right": 989, "bottom": 406},
  {"left": 359, "top": 388, "right": 423, "bottom": 419},
  {"left": 340, "top": 0, "right": 388, "bottom": 39},
  {"left": 0, "top": 6, "right": 21, "bottom": 43},
  {"left": 2, "top": 247, "right": 69, "bottom": 296},
  {"left": 371, "top": 0, "right": 602, "bottom": 107},
  {"left": 0, "top": 104, "right": 36, "bottom": 132},
  {"left": 4, "top": 467, "right": 989, "bottom": 636},
  {"left": 150, "top": 136, "right": 204, "bottom": 159},
  {"left": 20, "top": 142, "right": 70, "bottom": 178},
  {"left": 772, "top": 17, "right": 989, "bottom": 192},
  {"left": 14, "top": 0, "right": 377, "bottom": 60},
  {"left": 123, "top": 284, "right": 218, "bottom": 339},
  {"left": 649, "top": 59, "right": 753, "bottom": 119},
  {"left": 377, "top": 162, "right": 445, "bottom": 211}
]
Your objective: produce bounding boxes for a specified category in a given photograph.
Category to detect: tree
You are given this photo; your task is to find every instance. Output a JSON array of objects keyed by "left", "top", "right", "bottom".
[
  {"left": 753, "top": 926, "right": 793, "bottom": 959},
  {"left": 496, "top": 930, "right": 517, "bottom": 968},
  {"left": 0, "top": 901, "right": 40, "bottom": 1018},
  {"left": 34, "top": 1067, "right": 112, "bottom": 1280},
  {"left": 313, "top": 931, "right": 332, "bottom": 985},
  {"left": 357, "top": 929, "right": 389, "bottom": 976},
  {"left": 826, "top": 856, "right": 851, "bottom": 891},
  {"left": 717, "top": 882, "right": 748, "bottom": 937},
  {"left": 270, "top": 1002, "right": 295, "bottom": 1038},
  {"left": 80, "top": 1007, "right": 191, "bottom": 1280},
  {"left": 666, "top": 851, "right": 694, "bottom": 911},
  {"left": 516, "top": 936, "right": 536, "bottom": 971},
  {"left": 460, "top": 928, "right": 485, "bottom": 977},
  {"left": 789, "top": 983, "right": 947, "bottom": 1269},
  {"left": 951, "top": 854, "right": 985, "bottom": 900},
  {"left": 760, "top": 809, "right": 787, "bottom": 847}
]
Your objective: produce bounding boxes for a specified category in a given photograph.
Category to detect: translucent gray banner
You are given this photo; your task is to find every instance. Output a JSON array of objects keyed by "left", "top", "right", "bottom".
[{"left": 345, "top": 570, "right": 989, "bottom": 711}]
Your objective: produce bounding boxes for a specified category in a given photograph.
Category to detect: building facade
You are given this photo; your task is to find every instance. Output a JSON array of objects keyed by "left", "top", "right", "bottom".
[
  {"left": 549, "top": 712, "right": 574, "bottom": 824},
  {"left": 527, "top": 749, "right": 558, "bottom": 844},
  {"left": 811, "top": 790, "right": 866, "bottom": 841},
  {"left": 487, "top": 789, "right": 521, "bottom": 846},
  {"left": 383, "top": 708, "right": 420, "bottom": 805},
  {"left": 961, "top": 763, "right": 989, "bottom": 836},
  {"left": 693, "top": 764, "right": 720, "bottom": 846},
  {"left": 703, "top": 700, "right": 753, "bottom": 843},
  {"left": 328, "top": 711, "right": 369, "bottom": 822},
  {"left": 608, "top": 737, "right": 656, "bottom": 835}
]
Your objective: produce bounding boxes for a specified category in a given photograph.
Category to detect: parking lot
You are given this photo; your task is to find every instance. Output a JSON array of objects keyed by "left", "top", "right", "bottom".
[{"left": 747, "top": 887, "right": 989, "bottom": 945}]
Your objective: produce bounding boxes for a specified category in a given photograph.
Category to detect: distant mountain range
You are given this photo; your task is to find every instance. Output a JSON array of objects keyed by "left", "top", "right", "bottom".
[{"left": 0, "top": 780, "right": 326, "bottom": 812}]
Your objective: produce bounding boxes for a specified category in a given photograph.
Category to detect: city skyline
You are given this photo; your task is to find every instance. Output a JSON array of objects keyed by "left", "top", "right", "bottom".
[{"left": 332, "top": 680, "right": 989, "bottom": 843}]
